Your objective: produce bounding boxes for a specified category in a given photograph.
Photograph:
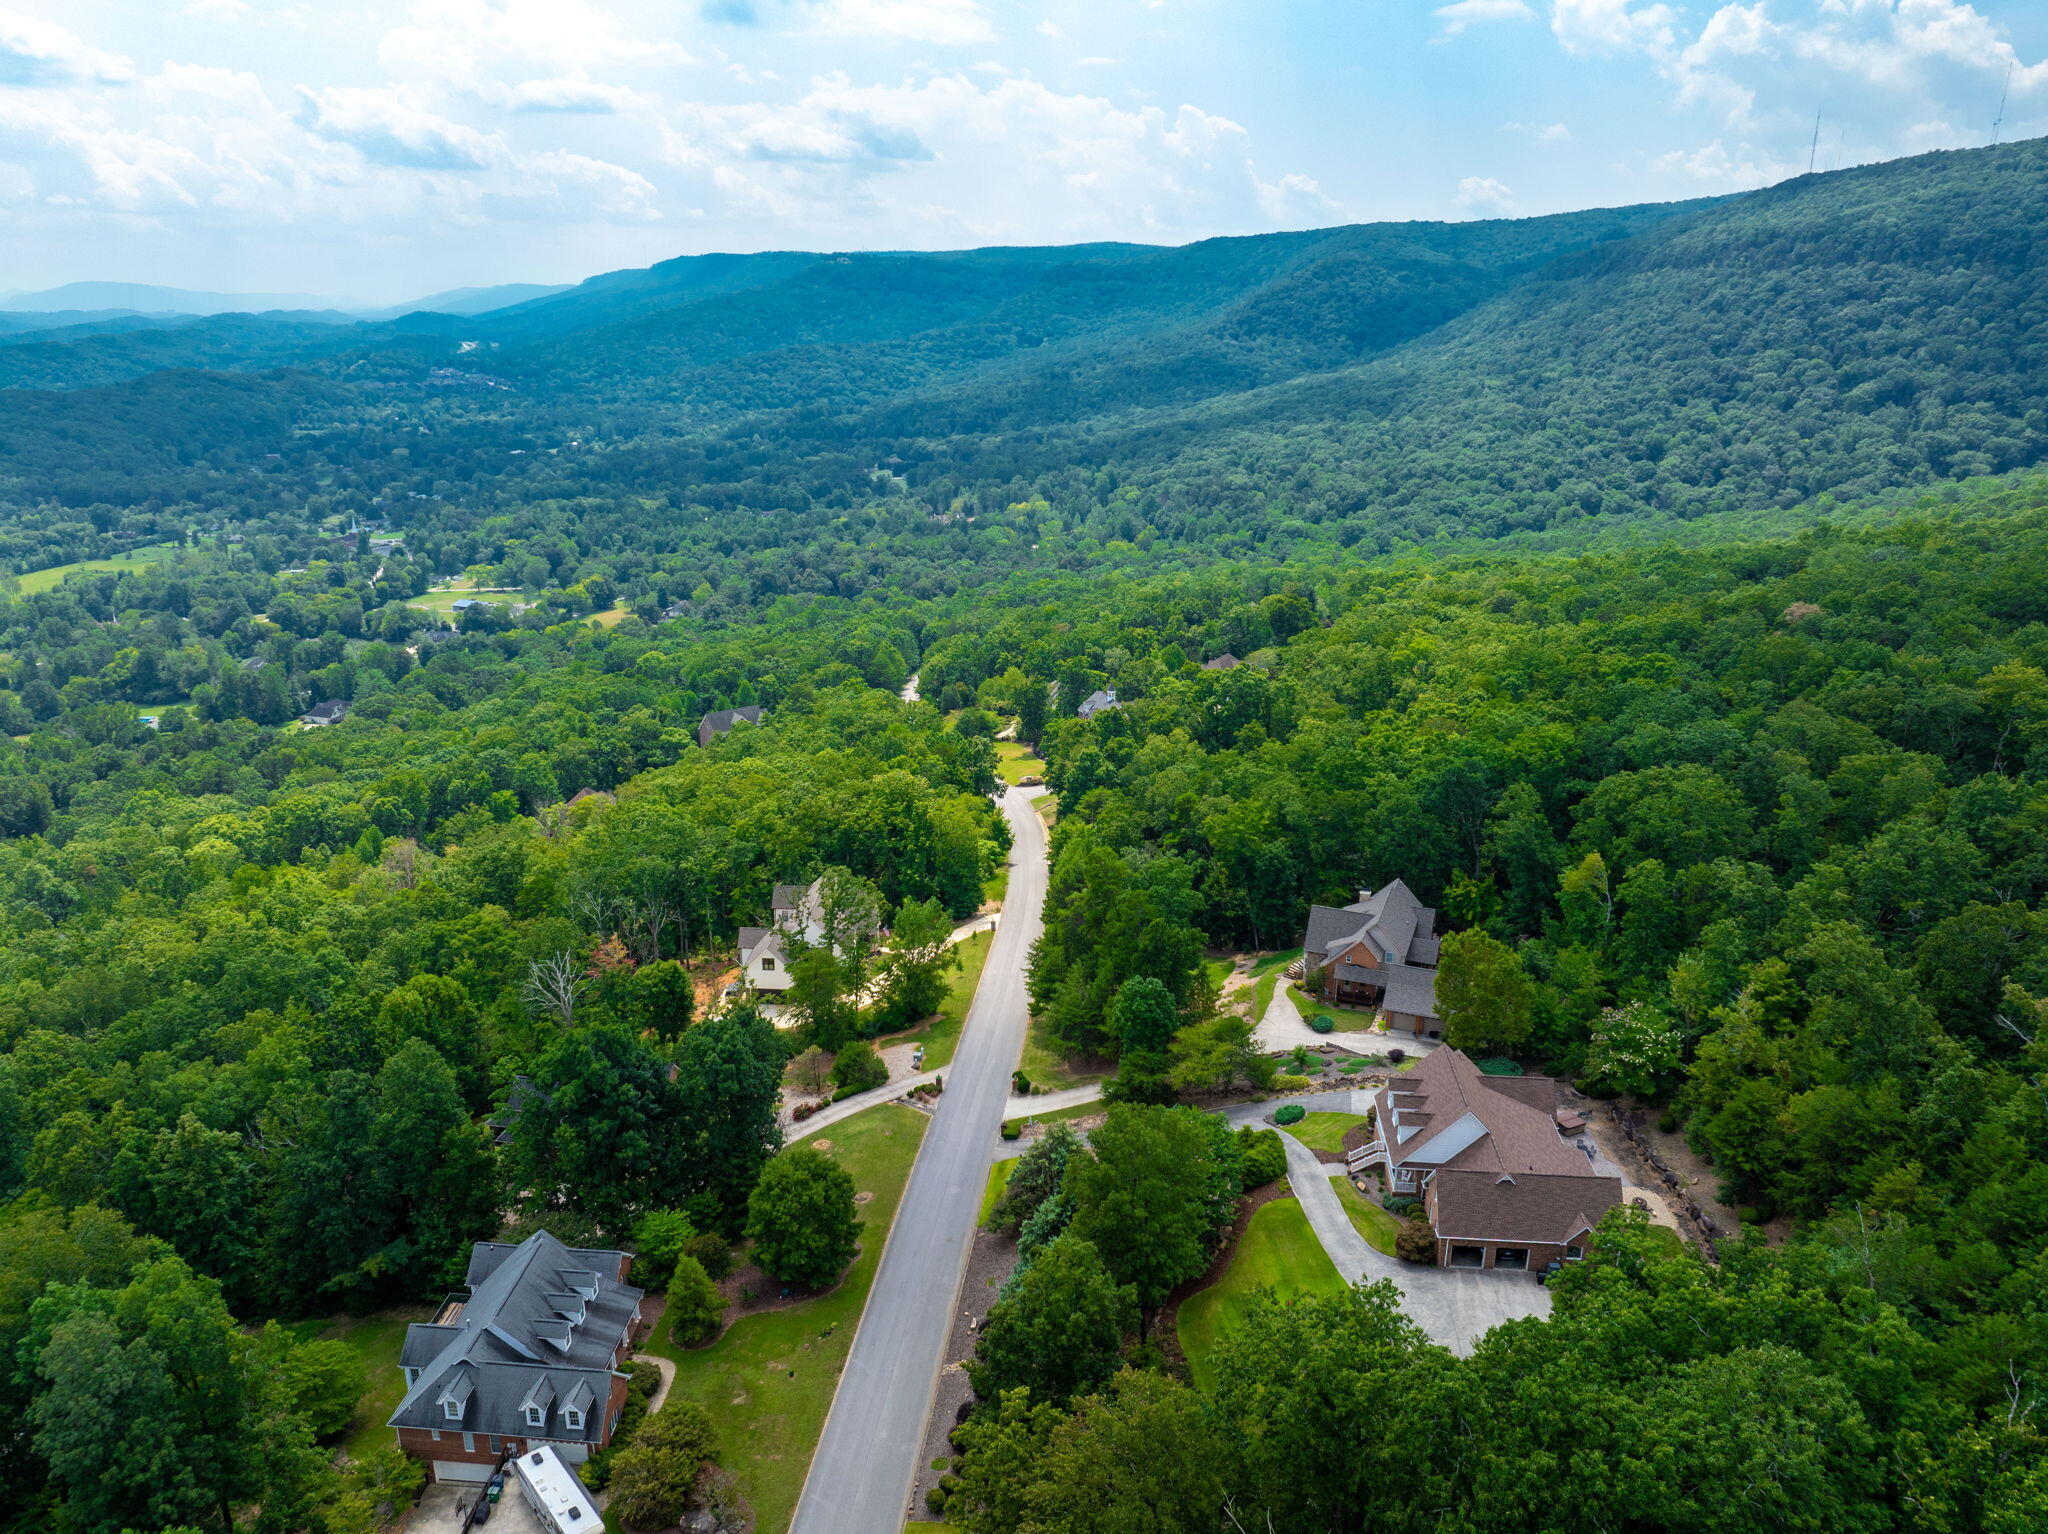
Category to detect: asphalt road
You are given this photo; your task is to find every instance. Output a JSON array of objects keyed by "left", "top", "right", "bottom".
[{"left": 788, "top": 785, "right": 1049, "bottom": 1534}]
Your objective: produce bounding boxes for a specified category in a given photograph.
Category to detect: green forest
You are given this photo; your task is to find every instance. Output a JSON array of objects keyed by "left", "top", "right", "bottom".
[{"left": 0, "top": 134, "right": 2046, "bottom": 1534}]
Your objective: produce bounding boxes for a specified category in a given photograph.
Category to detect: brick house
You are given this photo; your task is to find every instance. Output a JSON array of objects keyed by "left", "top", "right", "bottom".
[
  {"left": 1300, "top": 880, "right": 1443, "bottom": 1035},
  {"left": 1350, "top": 1047, "right": 1621, "bottom": 1272},
  {"left": 387, "top": 1231, "right": 645, "bottom": 1484}
]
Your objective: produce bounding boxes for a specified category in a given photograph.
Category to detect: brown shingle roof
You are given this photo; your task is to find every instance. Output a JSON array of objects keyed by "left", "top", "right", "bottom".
[{"left": 1428, "top": 1168, "right": 1620, "bottom": 1243}]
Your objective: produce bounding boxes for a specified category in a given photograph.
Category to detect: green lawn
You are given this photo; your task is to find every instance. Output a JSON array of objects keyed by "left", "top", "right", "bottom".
[
  {"left": 1000, "top": 1095, "right": 1105, "bottom": 1137},
  {"left": 982, "top": 860, "right": 1011, "bottom": 910},
  {"left": 281, "top": 1308, "right": 427, "bottom": 1460},
  {"left": 994, "top": 740, "right": 1045, "bottom": 785},
  {"left": 1286, "top": 1112, "right": 1370, "bottom": 1156},
  {"left": 1016, "top": 1011, "right": 1104, "bottom": 1092},
  {"left": 1034, "top": 794, "right": 1058, "bottom": 826},
  {"left": 646, "top": 1104, "right": 928, "bottom": 1534},
  {"left": 15, "top": 543, "right": 179, "bottom": 594},
  {"left": 1286, "top": 983, "right": 1383, "bottom": 1033},
  {"left": 1244, "top": 948, "right": 1301, "bottom": 1019},
  {"left": 978, "top": 1159, "right": 1016, "bottom": 1227},
  {"left": 1642, "top": 1223, "right": 1687, "bottom": 1259},
  {"left": 1334, "top": 1178, "right": 1401, "bottom": 1256},
  {"left": 877, "top": 928, "right": 993, "bottom": 1071},
  {"left": 1176, "top": 1197, "right": 1345, "bottom": 1392}
]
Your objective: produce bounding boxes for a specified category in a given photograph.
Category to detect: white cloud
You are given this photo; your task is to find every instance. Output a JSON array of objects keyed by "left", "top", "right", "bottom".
[
  {"left": 817, "top": 0, "right": 994, "bottom": 46},
  {"left": 183, "top": 0, "right": 249, "bottom": 17},
  {"left": 295, "top": 86, "right": 502, "bottom": 169},
  {"left": 1503, "top": 118, "right": 1573, "bottom": 142},
  {"left": 377, "top": 0, "right": 688, "bottom": 109},
  {"left": 1456, "top": 173, "right": 1518, "bottom": 211},
  {"left": 0, "top": 11, "right": 133, "bottom": 86},
  {"left": 1550, "top": 0, "right": 1680, "bottom": 59},
  {"left": 1650, "top": 136, "right": 1796, "bottom": 187},
  {"left": 1434, "top": 1, "right": 1535, "bottom": 39}
]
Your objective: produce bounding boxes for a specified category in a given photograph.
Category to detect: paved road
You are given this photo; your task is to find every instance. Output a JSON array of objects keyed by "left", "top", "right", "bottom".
[{"left": 789, "top": 786, "right": 1049, "bottom": 1534}]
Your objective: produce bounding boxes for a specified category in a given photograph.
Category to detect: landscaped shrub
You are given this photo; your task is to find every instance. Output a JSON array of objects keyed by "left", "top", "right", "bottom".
[
  {"left": 1000, "top": 1120, "right": 1022, "bottom": 1140},
  {"left": 1309, "top": 1014, "right": 1335, "bottom": 1034},
  {"left": 685, "top": 1230, "right": 735, "bottom": 1282},
  {"left": 1387, "top": 1047, "right": 1406, "bottom": 1064},
  {"left": 666, "top": 1255, "right": 727, "bottom": 1347},
  {"left": 1395, "top": 1219, "right": 1437, "bottom": 1264},
  {"left": 1270, "top": 1074, "right": 1313, "bottom": 1093},
  {"left": 1273, "top": 1104, "right": 1306, "bottom": 1126},
  {"left": 1385, "top": 1196, "right": 1422, "bottom": 1217},
  {"left": 830, "top": 1039, "right": 889, "bottom": 1095},
  {"left": 1658, "top": 1108, "right": 1681, "bottom": 1134},
  {"left": 604, "top": 1401, "right": 720, "bottom": 1527},
  {"left": 1012, "top": 1069, "right": 1033, "bottom": 1094},
  {"left": 1237, "top": 1126, "right": 1287, "bottom": 1190}
]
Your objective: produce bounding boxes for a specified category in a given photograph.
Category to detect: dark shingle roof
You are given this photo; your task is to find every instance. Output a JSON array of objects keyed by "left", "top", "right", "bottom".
[
  {"left": 697, "top": 705, "right": 764, "bottom": 747},
  {"left": 1429, "top": 1168, "right": 1620, "bottom": 1244},
  {"left": 388, "top": 1232, "right": 641, "bottom": 1446}
]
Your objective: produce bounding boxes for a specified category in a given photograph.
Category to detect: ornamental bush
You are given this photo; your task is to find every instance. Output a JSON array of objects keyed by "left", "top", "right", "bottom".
[
  {"left": 1309, "top": 1014, "right": 1335, "bottom": 1034},
  {"left": 1395, "top": 1219, "right": 1437, "bottom": 1264},
  {"left": 1270, "top": 1074, "right": 1312, "bottom": 1093},
  {"left": 1273, "top": 1104, "right": 1306, "bottom": 1126}
]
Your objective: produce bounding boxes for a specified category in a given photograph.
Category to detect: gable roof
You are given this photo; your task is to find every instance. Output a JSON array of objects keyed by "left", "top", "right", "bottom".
[
  {"left": 1201, "top": 654, "right": 1241, "bottom": 670},
  {"left": 1380, "top": 1049, "right": 1591, "bottom": 1179},
  {"left": 388, "top": 1231, "right": 641, "bottom": 1446},
  {"left": 698, "top": 704, "right": 764, "bottom": 747},
  {"left": 1429, "top": 1168, "right": 1620, "bottom": 1243}
]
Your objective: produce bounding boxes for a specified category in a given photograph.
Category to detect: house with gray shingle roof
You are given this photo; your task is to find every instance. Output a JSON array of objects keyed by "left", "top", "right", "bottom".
[
  {"left": 698, "top": 703, "right": 765, "bottom": 749},
  {"left": 387, "top": 1231, "right": 643, "bottom": 1484},
  {"left": 1301, "top": 880, "right": 1443, "bottom": 1035},
  {"left": 1075, "top": 688, "right": 1121, "bottom": 719},
  {"left": 1351, "top": 1046, "right": 1621, "bottom": 1273}
]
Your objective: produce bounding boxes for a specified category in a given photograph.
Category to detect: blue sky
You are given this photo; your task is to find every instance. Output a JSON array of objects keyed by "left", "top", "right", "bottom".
[{"left": 1, "top": 1, "right": 2043, "bottom": 304}]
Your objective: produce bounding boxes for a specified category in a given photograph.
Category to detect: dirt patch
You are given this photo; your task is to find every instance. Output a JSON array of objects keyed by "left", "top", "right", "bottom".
[
  {"left": 1575, "top": 1093, "right": 1770, "bottom": 1258},
  {"left": 1014, "top": 1110, "right": 1106, "bottom": 1142},
  {"left": 697, "top": 1254, "right": 861, "bottom": 1336},
  {"left": 808, "top": 1138, "right": 832, "bottom": 1152},
  {"left": 908, "top": 1226, "right": 1023, "bottom": 1521}
]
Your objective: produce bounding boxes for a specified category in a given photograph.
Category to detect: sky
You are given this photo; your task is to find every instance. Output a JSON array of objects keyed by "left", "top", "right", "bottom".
[{"left": 0, "top": 0, "right": 2044, "bottom": 305}]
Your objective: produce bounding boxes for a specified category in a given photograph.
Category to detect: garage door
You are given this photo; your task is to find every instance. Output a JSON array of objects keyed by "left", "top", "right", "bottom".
[{"left": 433, "top": 1460, "right": 492, "bottom": 1484}]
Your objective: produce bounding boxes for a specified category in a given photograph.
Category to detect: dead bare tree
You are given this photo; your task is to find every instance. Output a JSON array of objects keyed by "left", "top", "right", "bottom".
[{"left": 523, "top": 951, "right": 586, "bottom": 1028}]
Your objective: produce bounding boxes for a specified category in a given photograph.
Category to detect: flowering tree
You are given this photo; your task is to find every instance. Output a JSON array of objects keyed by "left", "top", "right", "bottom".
[{"left": 1581, "top": 1001, "right": 1683, "bottom": 1099}]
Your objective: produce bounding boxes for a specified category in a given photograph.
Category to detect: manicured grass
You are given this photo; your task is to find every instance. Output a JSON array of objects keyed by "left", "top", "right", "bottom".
[
  {"left": 978, "top": 1159, "right": 1016, "bottom": 1227},
  {"left": 15, "top": 543, "right": 179, "bottom": 594},
  {"left": 1285, "top": 983, "right": 1382, "bottom": 1032},
  {"left": 1000, "top": 1095, "right": 1105, "bottom": 1137},
  {"left": 1176, "top": 1197, "right": 1345, "bottom": 1392},
  {"left": 1016, "top": 1012, "right": 1103, "bottom": 1092},
  {"left": 1244, "top": 947, "right": 1301, "bottom": 1019},
  {"left": 1334, "top": 1178, "right": 1401, "bottom": 1257},
  {"left": 995, "top": 740, "right": 1045, "bottom": 785},
  {"left": 587, "top": 605, "right": 632, "bottom": 628},
  {"left": 981, "top": 859, "right": 1011, "bottom": 910},
  {"left": 1642, "top": 1223, "right": 1687, "bottom": 1259},
  {"left": 646, "top": 1104, "right": 928, "bottom": 1534},
  {"left": 879, "top": 928, "right": 993, "bottom": 1071},
  {"left": 1285, "top": 1112, "right": 1371, "bottom": 1156},
  {"left": 1033, "top": 794, "right": 1058, "bottom": 826},
  {"left": 281, "top": 1309, "right": 426, "bottom": 1459}
]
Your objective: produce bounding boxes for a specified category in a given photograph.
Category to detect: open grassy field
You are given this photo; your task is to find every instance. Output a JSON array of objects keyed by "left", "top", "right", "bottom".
[
  {"left": 15, "top": 543, "right": 180, "bottom": 594},
  {"left": 1176, "top": 1196, "right": 1344, "bottom": 1392},
  {"left": 1286, "top": 1112, "right": 1371, "bottom": 1156},
  {"left": 282, "top": 1307, "right": 429, "bottom": 1459},
  {"left": 645, "top": 1103, "right": 927, "bottom": 1534},
  {"left": 1334, "top": 1177, "right": 1402, "bottom": 1256},
  {"left": 1033, "top": 793, "right": 1057, "bottom": 826},
  {"left": 878, "top": 927, "right": 993, "bottom": 1071},
  {"left": 994, "top": 740, "right": 1044, "bottom": 785}
]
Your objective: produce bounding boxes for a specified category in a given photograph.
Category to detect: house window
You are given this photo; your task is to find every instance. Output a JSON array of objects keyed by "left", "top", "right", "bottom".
[
  {"left": 1566, "top": 1245, "right": 1584, "bottom": 1261},
  {"left": 564, "top": 1411, "right": 584, "bottom": 1431},
  {"left": 526, "top": 1406, "right": 545, "bottom": 1427},
  {"left": 760, "top": 957, "right": 776, "bottom": 971},
  {"left": 443, "top": 1400, "right": 461, "bottom": 1421}
]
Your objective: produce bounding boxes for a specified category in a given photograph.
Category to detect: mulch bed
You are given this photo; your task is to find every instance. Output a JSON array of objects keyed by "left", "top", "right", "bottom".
[{"left": 908, "top": 1226, "right": 1022, "bottom": 1520}]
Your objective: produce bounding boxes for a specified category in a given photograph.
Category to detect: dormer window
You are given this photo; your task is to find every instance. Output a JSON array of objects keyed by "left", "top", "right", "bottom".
[
  {"left": 563, "top": 1408, "right": 584, "bottom": 1430},
  {"left": 443, "top": 1399, "right": 461, "bottom": 1421},
  {"left": 526, "top": 1405, "right": 545, "bottom": 1427}
]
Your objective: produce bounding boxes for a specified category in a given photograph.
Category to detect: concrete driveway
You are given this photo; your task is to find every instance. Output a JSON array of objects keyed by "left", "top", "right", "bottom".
[
  {"left": 788, "top": 787, "right": 1051, "bottom": 1534},
  {"left": 407, "top": 1483, "right": 543, "bottom": 1534},
  {"left": 1253, "top": 979, "right": 1440, "bottom": 1062},
  {"left": 1275, "top": 1128, "right": 1551, "bottom": 1355}
]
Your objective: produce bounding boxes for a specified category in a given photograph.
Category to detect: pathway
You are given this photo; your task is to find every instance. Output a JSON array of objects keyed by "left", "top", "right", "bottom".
[
  {"left": 788, "top": 787, "right": 1050, "bottom": 1534},
  {"left": 901, "top": 671, "right": 920, "bottom": 702},
  {"left": 631, "top": 1351, "right": 675, "bottom": 1414},
  {"left": 1274, "top": 1127, "right": 1551, "bottom": 1355}
]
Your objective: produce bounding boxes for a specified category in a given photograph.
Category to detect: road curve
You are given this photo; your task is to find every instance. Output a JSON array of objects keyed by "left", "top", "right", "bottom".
[{"left": 788, "top": 785, "right": 1049, "bottom": 1534}]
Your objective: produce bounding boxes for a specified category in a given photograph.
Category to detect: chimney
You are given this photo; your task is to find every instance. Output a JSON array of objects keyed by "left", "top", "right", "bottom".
[{"left": 1357, "top": 887, "right": 1373, "bottom": 904}]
